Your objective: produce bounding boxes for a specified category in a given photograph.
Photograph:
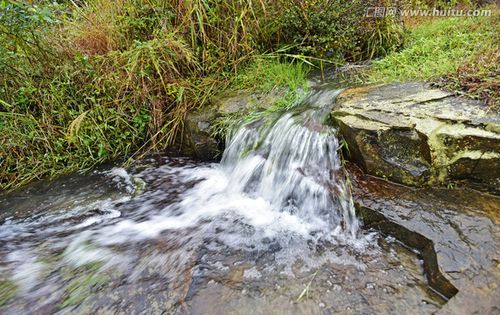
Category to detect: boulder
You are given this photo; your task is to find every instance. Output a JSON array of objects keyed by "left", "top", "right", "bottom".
[
  {"left": 331, "top": 82, "right": 500, "bottom": 193},
  {"left": 184, "top": 108, "right": 221, "bottom": 161},
  {"left": 184, "top": 89, "right": 285, "bottom": 161},
  {"left": 348, "top": 163, "right": 500, "bottom": 314}
]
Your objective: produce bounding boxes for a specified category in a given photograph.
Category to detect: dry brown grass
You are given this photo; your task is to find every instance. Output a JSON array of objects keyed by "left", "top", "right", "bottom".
[
  {"left": 439, "top": 47, "right": 500, "bottom": 109},
  {"left": 66, "top": 0, "right": 124, "bottom": 55}
]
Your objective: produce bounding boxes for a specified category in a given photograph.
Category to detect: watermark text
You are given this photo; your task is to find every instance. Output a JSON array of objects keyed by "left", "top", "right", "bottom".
[{"left": 364, "top": 7, "right": 492, "bottom": 18}]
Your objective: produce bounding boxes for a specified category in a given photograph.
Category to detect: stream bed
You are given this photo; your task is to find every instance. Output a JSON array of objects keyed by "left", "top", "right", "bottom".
[
  {"left": 0, "top": 156, "right": 443, "bottom": 315},
  {"left": 1, "top": 87, "right": 497, "bottom": 314}
]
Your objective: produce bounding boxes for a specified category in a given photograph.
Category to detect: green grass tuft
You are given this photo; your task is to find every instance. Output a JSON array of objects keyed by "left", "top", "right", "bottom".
[
  {"left": 210, "top": 59, "right": 310, "bottom": 139},
  {"left": 369, "top": 14, "right": 498, "bottom": 83}
]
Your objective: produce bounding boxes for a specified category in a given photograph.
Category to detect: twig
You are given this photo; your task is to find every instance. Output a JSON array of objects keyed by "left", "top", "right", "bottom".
[{"left": 295, "top": 270, "right": 319, "bottom": 303}]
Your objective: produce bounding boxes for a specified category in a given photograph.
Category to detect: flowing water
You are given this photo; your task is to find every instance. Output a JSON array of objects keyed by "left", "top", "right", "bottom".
[{"left": 0, "top": 87, "right": 443, "bottom": 314}]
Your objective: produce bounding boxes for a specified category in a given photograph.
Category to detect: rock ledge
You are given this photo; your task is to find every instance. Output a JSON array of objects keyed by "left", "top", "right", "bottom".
[{"left": 332, "top": 82, "right": 499, "bottom": 193}]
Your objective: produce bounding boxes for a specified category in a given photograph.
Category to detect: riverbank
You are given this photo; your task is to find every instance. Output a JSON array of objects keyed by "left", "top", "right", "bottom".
[
  {"left": 1, "top": 1, "right": 497, "bottom": 191},
  {"left": 367, "top": 11, "right": 499, "bottom": 109},
  {"left": 0, "top": 0, "right": 403, "bottom": 190}
]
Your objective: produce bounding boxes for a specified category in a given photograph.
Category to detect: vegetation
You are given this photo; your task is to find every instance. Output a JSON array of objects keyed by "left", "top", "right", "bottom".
[
  {"left": 210, "top": 58, "right": 311, "bottom": 139},
  {"left": 0, "top": 279, "right": 17, "bottom": 306},
  {"left": 0, "top": 0, "right": 495, "bottom": 190},
  {"left": 269, "top": 0, "right": 403, "bottom": 62},
  {"left": 0, "top": 0, "right": 404, "bottom": 190},
  {"left": 368, "top": 9, "right": 499, "bottom": 109}
]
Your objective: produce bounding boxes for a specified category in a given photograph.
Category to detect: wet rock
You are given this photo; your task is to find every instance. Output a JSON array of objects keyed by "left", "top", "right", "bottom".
[
  {"left": 331, "top": 82, "right": 500, "bottom": 193},
  {"left": 214, "top": 90, "right": 283, "bottom": 115},
  {"left": 356, "top": 204, "right": 458, "bottom": 300},
  {"left": 184, "top": 109, "right": 221, "bottom": 161},
  {"left": 184, "top": 90, "right": 285, "bottom": 161},
  {"left": 348, "top": 164, "right": 500, "bottom": 314}
]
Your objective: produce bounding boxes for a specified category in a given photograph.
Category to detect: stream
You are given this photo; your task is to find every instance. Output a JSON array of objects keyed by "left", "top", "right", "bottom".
[{"left": 0, "top": 88, "right": 445, "bottom": 314}]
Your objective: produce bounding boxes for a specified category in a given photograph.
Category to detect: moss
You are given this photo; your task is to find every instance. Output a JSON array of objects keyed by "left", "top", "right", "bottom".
[
  {"left": 59, "top": 261, "right": 108, "bottom": 308},
  {"left": 132, "top": 177, "right": 146, "bottom": 197},
  {"left": 60, "top": 273, "right": 108, "bottom": 308},
  {"left": 0, "top": 279, "right": 18, "bottom": 306}
]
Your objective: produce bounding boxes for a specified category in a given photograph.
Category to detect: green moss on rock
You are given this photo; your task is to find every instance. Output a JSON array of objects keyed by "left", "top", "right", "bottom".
[{"left": 332, "top": 82, "right": 500, "bottom": 193}]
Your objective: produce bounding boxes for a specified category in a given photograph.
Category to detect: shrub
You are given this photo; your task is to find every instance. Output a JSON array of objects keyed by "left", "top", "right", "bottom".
[
  {"left": 263, "top": 0, "right": 404, "bottom": 62},
  {"left": 0, "top": 0, "right": 407, "bottom": 190},
  {"left": 0, "top": 0, "right": 271, "bottom": 189}
]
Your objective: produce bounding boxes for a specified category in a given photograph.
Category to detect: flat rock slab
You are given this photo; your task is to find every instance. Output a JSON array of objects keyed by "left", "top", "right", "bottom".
[
  {"left": 348, "top": 164, "right": 500, "bottom": 314},
  {"left": 332, "top": 82, "right": 500, "bottom": 193}
]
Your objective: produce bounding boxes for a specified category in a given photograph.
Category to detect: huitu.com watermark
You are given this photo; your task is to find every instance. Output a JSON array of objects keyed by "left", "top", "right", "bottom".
[{"left": 364, "top": 7, "right": 492, "bottom": 18}]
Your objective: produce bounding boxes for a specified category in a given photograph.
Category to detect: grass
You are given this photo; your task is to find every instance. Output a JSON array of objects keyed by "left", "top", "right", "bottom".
[
  {"left": 0, "top": 0, "right": 258, "bottom": 190},
  {"left": 228, "top": 57, "right": 310, "bottom": 93},
  {"left": 210, "top": 58, "right": 310, "bottom": 139},
  {"left": 0, "top": 0, "right": 406, "bottom": 191},
  {"left": 295, "top": 270, "right": 319, "bottom": 303},
  {"left": 0, "top": 54, "right": 151, "bottom": 189},
  {"left": 367, "top": 12, "right": 499, "bottom": 108}
]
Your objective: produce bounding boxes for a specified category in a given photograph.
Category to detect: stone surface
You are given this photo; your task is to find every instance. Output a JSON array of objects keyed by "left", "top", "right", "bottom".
[
  {"left": 0, "top": 158, "right": 449, "bottom": 315},
  {"left": 184, "top": 108, "right": 221, "bottom": 161},
  {"left": 331, "top": 82, "right": 500, "bottom": 193},
  {"left": 184, "top": 89, "right": 285, "bottom": 161},
  {"left": 214, "top": 89, "right": 284, "bottom": 114},
  {"left": 348, "top": 163, "right": 500, "bottom": 315}
]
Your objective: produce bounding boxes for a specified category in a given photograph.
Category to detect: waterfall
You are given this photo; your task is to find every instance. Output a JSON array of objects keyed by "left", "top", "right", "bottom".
[
  {"left": 0, "top": 87, "right": 364, "bottom": 301},
  {"left": 79, "top": 87, "right": 361, "bottom": 249},
  {"left": 220, "top": 108, "right": 359, "bottom": 239},
  {"left": 0, "top": 87, "right": 371, "bottom": 314}
]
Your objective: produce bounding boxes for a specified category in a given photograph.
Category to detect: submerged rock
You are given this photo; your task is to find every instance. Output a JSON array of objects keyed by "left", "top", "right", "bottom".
[{"left": 331, "top": 82, "right": 500, "bottom": 193}]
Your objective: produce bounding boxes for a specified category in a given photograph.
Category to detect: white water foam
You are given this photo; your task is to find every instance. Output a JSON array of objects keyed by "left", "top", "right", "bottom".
[
  {"left": 62, "top": 92, "right": 366, "bottom": 269},
  {"left": 1, "top": 89, "right": 370, "bottom": 297}
]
